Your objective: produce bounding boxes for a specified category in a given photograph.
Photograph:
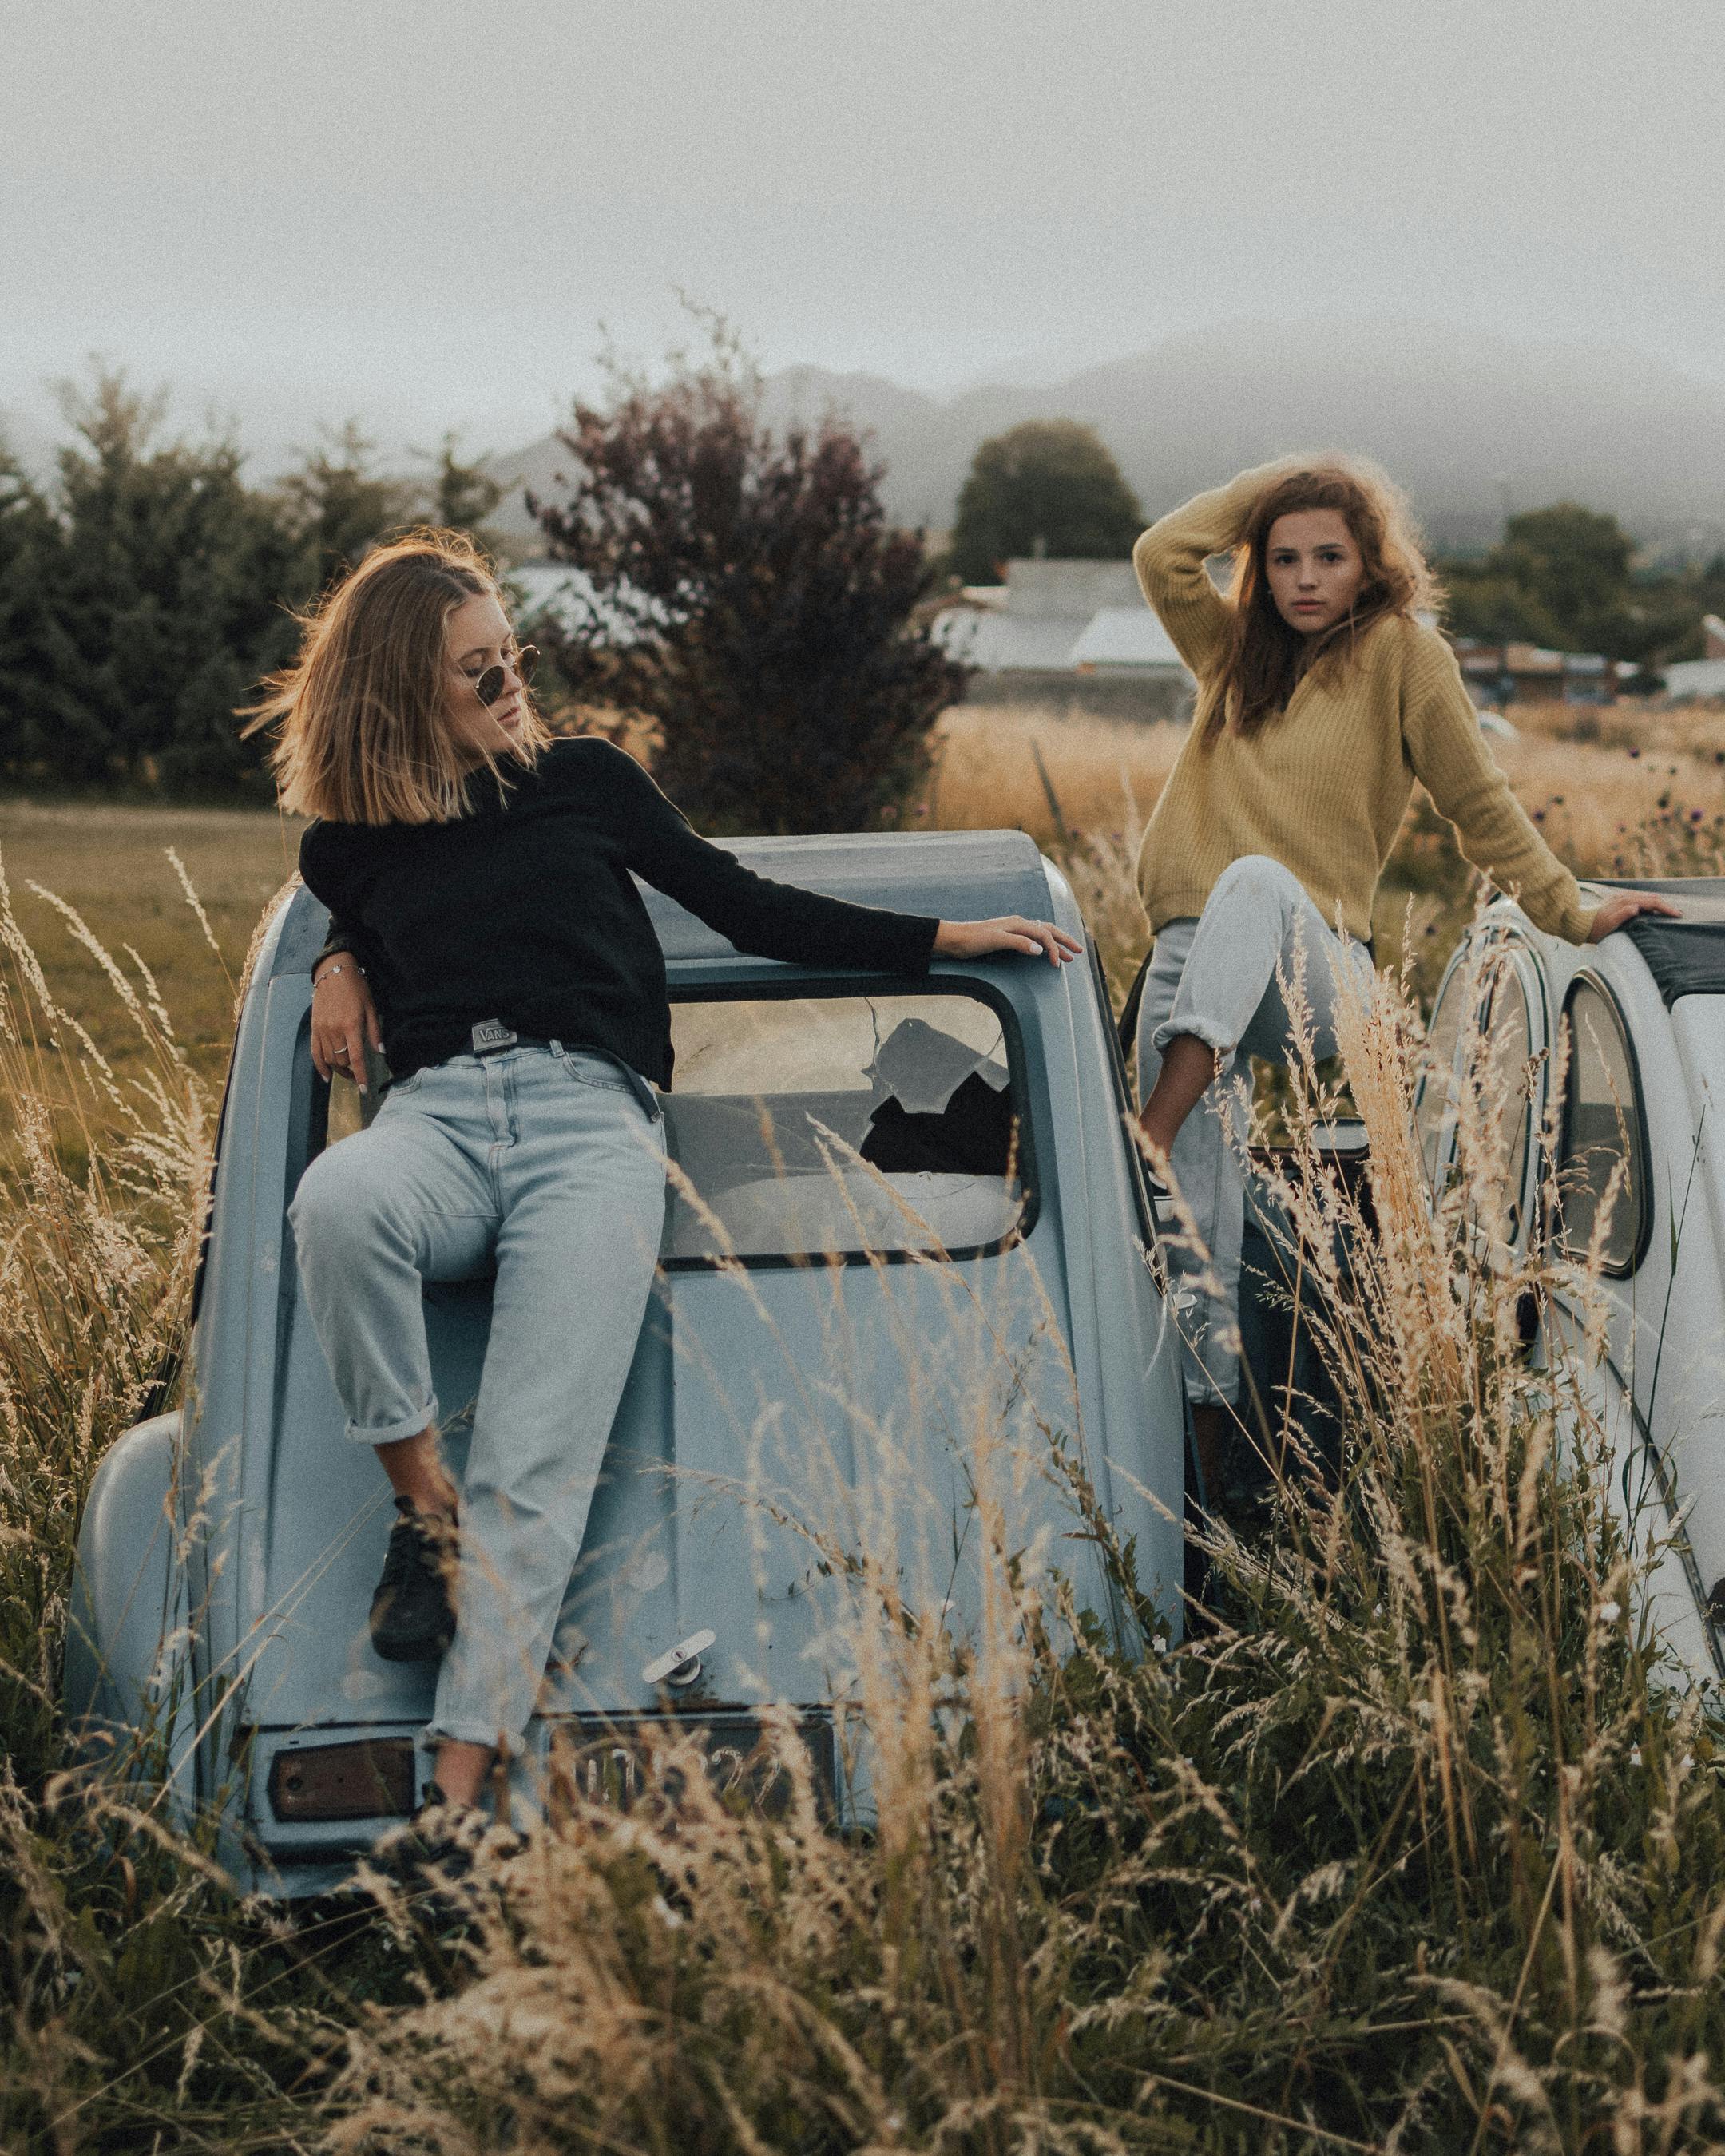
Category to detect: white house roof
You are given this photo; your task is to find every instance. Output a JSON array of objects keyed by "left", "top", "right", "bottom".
[
  {"left": 504, "top": 561, "right": 653, "bottom": 643},
  {"left": 506, "top": 561, "right": 600, "bottom": 620},
  {"left": 928, "top": 609, "right": 1084, "bottom": 672},
  {"left": 1068, "top": 606, "right": 1188, "bottom": 673},
  {"left": 1664, "top": 656, "right": 1725, "bottom": 700},
  {"left": 931, "top": 600, "right": 1193, "bottom": 678},
  {"left": 1001, "top": 558, "right": 1144, "bottom": 620}
]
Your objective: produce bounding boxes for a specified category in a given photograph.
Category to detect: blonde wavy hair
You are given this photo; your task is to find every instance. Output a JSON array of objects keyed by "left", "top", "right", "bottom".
[
  {"left": 1205, "top": 459, "right": 1441, "bottom": 744},
  {"left": 242, "top": 529, "right": 551, "bottom": 825}
]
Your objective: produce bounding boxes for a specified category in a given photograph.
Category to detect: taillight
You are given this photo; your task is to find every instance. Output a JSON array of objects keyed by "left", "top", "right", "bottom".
[{"left": 267, "top": 1737, "right": 415, "bottom": 1821}]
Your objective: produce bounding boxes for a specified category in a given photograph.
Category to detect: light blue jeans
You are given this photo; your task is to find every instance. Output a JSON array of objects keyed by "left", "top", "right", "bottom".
[
  {"left": 1136, "top": 855, "right": 1375, "bottom": 1407},
  {"left": 289, "top": 1044, "right": 668, "bottom": 1750}
]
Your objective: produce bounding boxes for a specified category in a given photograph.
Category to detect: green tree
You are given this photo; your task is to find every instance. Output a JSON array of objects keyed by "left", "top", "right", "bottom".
[
  {"left": 947, "top": 419, "right": 1143, "bottom": 584},
  {"left": 532, "top": 323, "right": 963, "bottom": 834},
  {"left": 1439, "top": 566, "right": 1564, "bottom": 652},
  {"left": 276, "top": 421, "right": 417, "bottom": 596},
  {"left": 1494, "top": 502, "right": 1636, "bottom": 651},
  {"left": 423, "top": 430, "right": 503, "bottom": 538},
  {"left": 49, "top": 371, "right": 304, "bottom": 791},
  {"left": 1443, "top": 501, "right": 1655, "bottom": 657}
]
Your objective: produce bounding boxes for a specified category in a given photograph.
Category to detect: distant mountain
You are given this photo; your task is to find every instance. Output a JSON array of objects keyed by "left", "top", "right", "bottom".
[{"left": 490, "top": 321, "right": 1725, "bottom": 559}]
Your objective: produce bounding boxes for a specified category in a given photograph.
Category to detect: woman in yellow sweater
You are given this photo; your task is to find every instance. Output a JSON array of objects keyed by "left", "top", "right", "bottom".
[{"left": 1130, "top": 458, "right": 1675, "bottom": 1496}]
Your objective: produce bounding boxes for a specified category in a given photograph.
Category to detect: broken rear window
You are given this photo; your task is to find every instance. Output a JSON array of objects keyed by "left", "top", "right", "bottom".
[{"left": 663, "top": 990, "right": 1029, "bottom": 1264}]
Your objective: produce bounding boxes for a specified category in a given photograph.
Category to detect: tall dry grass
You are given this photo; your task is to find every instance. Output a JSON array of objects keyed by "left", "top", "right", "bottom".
[
  {"left": 0, "top": 849, "right": 213, "bottom": 1765},
  {"left": 0, "top": 855, "right": 420, "bottom": 2152},
  {"left": 926, "top": 705, "right": 1186, "bottom": 843}
]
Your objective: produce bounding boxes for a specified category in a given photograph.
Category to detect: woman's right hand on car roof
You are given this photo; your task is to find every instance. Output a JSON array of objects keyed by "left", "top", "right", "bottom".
[
  {"left": 310, "top": 957, "right": 383, "bottom": 1091},
  {"left": 1585, "top": 889, "right": 1683, "bottom": 942},
  {"left": 934, "top": 917, "right": 1083, "bottom": 966}
]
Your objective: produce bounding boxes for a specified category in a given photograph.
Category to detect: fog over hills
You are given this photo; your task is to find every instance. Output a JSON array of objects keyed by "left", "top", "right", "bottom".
[{"left": 492, "top": 321, "right": 1725, "bottom": 561}]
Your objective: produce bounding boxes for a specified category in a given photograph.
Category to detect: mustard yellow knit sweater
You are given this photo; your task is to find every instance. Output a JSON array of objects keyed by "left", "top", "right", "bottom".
[{"left": 1133, "top": 466, "right": 1598, "bottom": 946}]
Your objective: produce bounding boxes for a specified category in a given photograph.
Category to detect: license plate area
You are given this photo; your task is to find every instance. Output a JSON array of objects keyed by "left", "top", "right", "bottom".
[{"left": 548, "top": 1711, "right": 835, "bottom": 1819}]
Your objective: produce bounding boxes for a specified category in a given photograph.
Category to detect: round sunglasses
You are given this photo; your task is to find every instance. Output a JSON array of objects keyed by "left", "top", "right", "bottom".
[{"left": 471, "top": 644, "right": 538, "bottom": 707}]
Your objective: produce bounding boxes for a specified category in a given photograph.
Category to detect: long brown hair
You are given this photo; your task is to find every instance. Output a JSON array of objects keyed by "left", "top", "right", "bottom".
[
  {"left": 1204, "top": 461, "right": 1438, "bottom": 745},
  {"left": 242, "top": 529, "right": 551, "bottom": 825}
]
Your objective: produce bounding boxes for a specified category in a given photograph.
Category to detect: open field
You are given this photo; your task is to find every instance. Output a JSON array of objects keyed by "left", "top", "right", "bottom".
[{"left": 0, "top": 799, "right": 306, "bottom": 1093}]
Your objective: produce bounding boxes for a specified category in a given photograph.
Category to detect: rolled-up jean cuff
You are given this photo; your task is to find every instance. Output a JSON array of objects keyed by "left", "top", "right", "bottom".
[
  {"left": 422, "top": 1718, "right": 509, "bottom": 1751},
  {"left": 1149, "top": 1014, "right": 1239, "bottom": 1068},
  {"left": 347, "top": 1396, "right": 439, "bottom": 1448}
]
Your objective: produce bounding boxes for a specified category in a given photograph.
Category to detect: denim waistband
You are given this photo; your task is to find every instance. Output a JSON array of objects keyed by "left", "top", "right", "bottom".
[{"left": 442, "top": 1036, "right": 663, "bottom": 1124}]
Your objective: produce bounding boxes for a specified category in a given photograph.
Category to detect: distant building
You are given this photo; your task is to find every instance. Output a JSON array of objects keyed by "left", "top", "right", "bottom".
[
  {"left": 1664, "top": 614, "right": 1725, "bottom": 702},
  {"left": 931, "top": 559, "right": 1192, "bottom": 719},
  {"left": 1452, "top": 639, "right": 1615, "bottom": 707},
  {"left": 990, "top": 559, "right": 1144, "bottom": 620},
  {"left": 1069, "top": 606, "right": 1186, "bottom": 675}
]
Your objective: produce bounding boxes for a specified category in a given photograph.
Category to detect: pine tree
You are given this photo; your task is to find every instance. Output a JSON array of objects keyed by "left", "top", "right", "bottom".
[
  {"left": 50, "top": 370, "right": 303, "bottom": 791},
  {"left": 276, "top": 421, "right": 417, "bottom": 596}
]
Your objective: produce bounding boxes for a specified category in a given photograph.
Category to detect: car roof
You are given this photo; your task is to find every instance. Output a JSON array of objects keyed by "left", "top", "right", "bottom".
[
  {"left": 636, "top": 828, "right": 1057, "bottom": 964},
  {"left": 1590, "top": 878, "right": 1725, "bottom": 1009}
]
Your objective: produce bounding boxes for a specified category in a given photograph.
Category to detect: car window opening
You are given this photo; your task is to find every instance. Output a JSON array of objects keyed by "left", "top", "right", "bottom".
[
  {"left": 1556, "top": 979, "right": 1644, "bottom": 1274},
  {"left": 1483, "top": 965, "right": 1533, "bottom": 1243},
  {"left": 663, "top": 992, "right": 1027, "bottom": 1264}
]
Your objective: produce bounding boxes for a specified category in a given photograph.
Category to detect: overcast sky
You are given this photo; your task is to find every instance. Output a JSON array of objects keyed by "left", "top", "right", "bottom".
[{"left": 2, "top": 0, "right": 1719, "bottom": 477}]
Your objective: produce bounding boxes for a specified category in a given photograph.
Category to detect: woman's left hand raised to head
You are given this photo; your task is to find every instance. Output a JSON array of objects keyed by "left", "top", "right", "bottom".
[
  {"left": 934, "top": 917, "right": 1084, "bottom": 965},
  {"left": 1586, "top": 890, "right": 1683, "bottom": 943}
]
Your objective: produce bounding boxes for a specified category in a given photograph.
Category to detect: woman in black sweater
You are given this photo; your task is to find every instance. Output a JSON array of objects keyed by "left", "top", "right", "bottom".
[{"left": 251, "top": 531, "right": 1077, "bottom": 1822}]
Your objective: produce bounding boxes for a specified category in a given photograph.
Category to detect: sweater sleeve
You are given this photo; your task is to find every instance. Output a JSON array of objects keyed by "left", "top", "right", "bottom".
[
  {"left": 1132, "top": 462, "right": 1295, "bottom": 679},
  {"left": 298, "top": 826, "right": 382, "bottom": 976},
  {"left": 1401, "top": 628, "right": 1599, "bottom": 945},
  {"left": 312, "top": 916, "right": 368, "bottom": 972},
  {"left": 621, "top": 758, "right": 941, "bottom": 973}
]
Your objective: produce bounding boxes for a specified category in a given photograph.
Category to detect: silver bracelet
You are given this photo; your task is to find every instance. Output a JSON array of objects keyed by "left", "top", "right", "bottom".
[{"left": 312, "top": 961, "right": 364, "bottom": 989}]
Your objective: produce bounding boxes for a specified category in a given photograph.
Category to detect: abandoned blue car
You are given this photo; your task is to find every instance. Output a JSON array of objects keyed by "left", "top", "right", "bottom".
[{"left": 65, "top": 829, "right": 1191, "bottom": 1892}]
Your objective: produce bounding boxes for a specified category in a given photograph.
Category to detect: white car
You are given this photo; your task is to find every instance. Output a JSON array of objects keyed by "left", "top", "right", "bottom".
[{"left": 1417, "top": 878, "right": 1725, "bottom": 1682}]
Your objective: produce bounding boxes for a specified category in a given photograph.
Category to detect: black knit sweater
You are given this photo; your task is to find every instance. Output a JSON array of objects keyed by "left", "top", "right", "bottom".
[{"left": 297, "top": 739, "right": 940, "bottom": 1085}]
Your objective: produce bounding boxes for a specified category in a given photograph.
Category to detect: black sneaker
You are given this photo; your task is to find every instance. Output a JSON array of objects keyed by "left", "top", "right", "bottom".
[
  {"left": 369, "top": 1496, "right": 457, "bottom": 1663},
  {"left": 396, "top": 1780, "right": 486, "bottom": 1877},
  {"left": 373, "top": 1782, "right": 521, "bottom": 1924}
]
